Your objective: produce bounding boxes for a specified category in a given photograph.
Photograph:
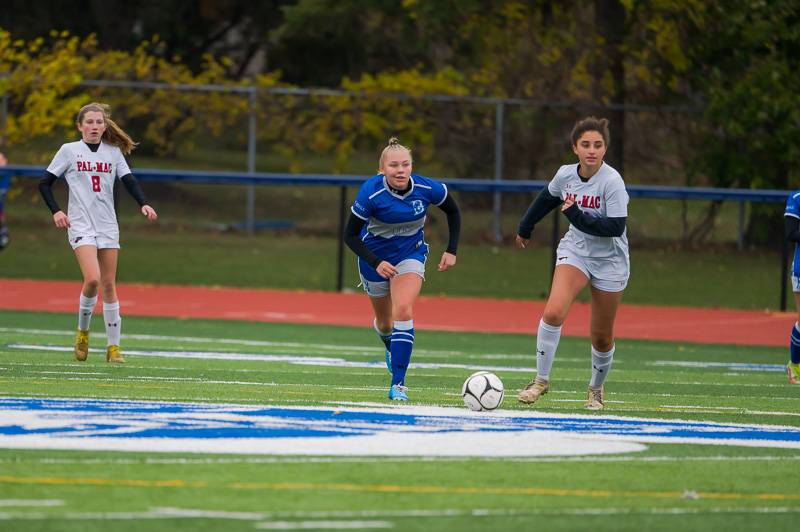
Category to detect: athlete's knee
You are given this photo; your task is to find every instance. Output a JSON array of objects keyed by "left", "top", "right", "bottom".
[
  {"left": 542, "top": 306, "right": 567, "bottom": 327},
  {"left": 591, "top": 334, "right": 614, "bottom": 352},
  {"left": 101, "top": 281, "right": 117, "bottom": 301},
  {"left": 375, "top": 316, "right": 393, "bottom": 334},
  {"left": 83, "top": 277, "right": 100, "bottom": 292},
  {"left": 392, "top": 303, "right": 414, "bottom": 322}
]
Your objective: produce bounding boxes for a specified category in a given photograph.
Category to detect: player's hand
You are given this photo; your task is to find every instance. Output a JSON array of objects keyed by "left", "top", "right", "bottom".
[
  {"left": 515, "top": 235, "right": 530, "bottom": 249},
  {"left": 53, "top": 211, "right": 70, "bottom": 229},
  {"left": 376, "top": 261, "right": 397, "bottom": 279},
  {"left": 561, "top": 198, "right": 574, "bottom": 211},
  {"left": 142, "top": 205, "right": 158, "bottom": 221},
  {"left": 438, "top": 252, "right": 456, "bottom": 271},
  {"left": 0, "top": 152, "right": 7, "bottom": 166}
]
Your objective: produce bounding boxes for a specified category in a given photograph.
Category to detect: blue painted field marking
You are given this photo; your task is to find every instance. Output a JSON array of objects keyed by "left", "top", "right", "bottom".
[
  {"left": 1, "top": 397, "right": 798, "bottom": 448},
  {"left": 651, "top": 361, "right": 786, "bottom": 372}
]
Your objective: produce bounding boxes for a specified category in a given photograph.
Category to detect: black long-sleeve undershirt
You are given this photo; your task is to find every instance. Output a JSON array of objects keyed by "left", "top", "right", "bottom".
[
  {"left": 344, "top": 194, "right": 462, "bottom": 268},
  {"left": 39, "top": 171, "right": 150, "bottom": 215},
  {"left": 562, "top": 204, "right": 627, "bottom": 237},
  {"left": 786, "top": 216, "right": 800, "bottom": 242},
  {"left": 437, "top": 194, "right": 460, "bottom": 254},
  {"left": 119, "top": 173, "right": 149, "bottom": 207},
  {"left": 517, "top": 188, "right": 562, "bottom": 238},
  {"left": 38, "top": 171, "right": 61, "bottom": 214},
  {"left": 344, "top": 216, "right": 383, "bottom": 268}
]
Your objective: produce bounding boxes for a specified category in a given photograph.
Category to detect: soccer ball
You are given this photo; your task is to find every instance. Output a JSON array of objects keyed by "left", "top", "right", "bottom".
[{"left": 461, "top": 371, "right": 504, "bottom": 411}]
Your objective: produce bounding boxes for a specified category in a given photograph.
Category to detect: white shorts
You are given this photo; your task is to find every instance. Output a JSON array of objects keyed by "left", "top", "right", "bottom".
[
  {"left": 359, "top": 259, "right": 426, "bottom": 298},
  {"left": 792, "top": 275, "right": 800, "bottom": 293},
  {"left": 555, "top": 246, "right": 629, "bottom": 293},
  {"left": 68, "top": 233, "right": 120, "bottom": 250}
]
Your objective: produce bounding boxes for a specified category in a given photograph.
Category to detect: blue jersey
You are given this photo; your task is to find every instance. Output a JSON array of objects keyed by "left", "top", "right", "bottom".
[
  {"left": 785, "top": 190, "right": 800, "bottom": 275},
  {"left": 0, "top": 175, "right": 9, "bottom": 211},
  {"left": 351, "top": 173, "right": 448, "bottom": 264}
]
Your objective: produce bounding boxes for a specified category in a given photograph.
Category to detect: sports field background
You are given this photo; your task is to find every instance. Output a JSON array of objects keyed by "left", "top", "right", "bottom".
[{"left": 1, "top": 305, "right": 798, "bottom": 531}]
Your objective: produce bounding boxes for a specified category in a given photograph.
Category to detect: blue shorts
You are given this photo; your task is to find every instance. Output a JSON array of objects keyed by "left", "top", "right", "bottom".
[
  {"left": 0, "top": 175, "right": 10, "bottom": 211},
  {"left": 357, "top": 244, "right": 429, "bottom": 297}
]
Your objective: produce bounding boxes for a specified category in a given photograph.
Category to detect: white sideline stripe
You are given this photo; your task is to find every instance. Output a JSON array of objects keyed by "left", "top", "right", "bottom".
[
  {"left": 659, "top": 405, "right": 800, "bottom": 417},
  {"left": 3, "top": 374, "right": 389, "bottom": 392},
  {"left": 1, "top": 506, "right": 798, "bottom": 522},
  {"left": 7, "top": 344, "right": 537, "bottom": 373},
  {"left": 0, "top": 326, "right": 595, "bottom": 362},
  {"left": 6, "top": 363, "right": 797, "bottom": 396},
  {"left": 651, "top": 360, "right": 785, "bottom": 373},
  {"left": 0, "top": 327, "right": 489, "bottom": 358},
  {"left": 5, "top": 455, "right": 799, "bottom": 466},
  {"left": 0, "top": 500, "right": 64, "bottom": 507},
  {"left": 255, "top": 521, "right": 393, "bottom": 530}
]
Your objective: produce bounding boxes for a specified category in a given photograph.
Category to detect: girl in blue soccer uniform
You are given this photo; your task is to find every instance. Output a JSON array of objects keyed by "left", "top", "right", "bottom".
[
  {"left": 784, "top": 191, "right": 800, "bottom": 384},
  {"left": 0, "top": 152, "right": 9, "bottom": 250},
  {"left": 344, "top": 138, "right": 461, "bottom": 401}
]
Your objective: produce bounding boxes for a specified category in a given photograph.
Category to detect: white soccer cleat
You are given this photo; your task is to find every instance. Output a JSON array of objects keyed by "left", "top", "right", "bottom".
[
  {"left": 586, "top": 386, "right": 604, "bottom": 410},
  {"left": 518, "top": 377, "right": 549, "bottom": 404}
]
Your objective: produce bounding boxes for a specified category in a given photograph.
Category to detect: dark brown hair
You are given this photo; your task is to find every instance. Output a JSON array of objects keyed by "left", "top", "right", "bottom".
[{"left": 570, "top": 116, "right": 610, "bottom": 147}]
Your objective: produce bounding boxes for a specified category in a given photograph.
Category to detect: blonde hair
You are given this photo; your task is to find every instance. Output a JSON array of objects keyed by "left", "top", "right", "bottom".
[
  {"left": 76, "top": 102, "right": 138, "bottom": 155},
  {"left": 378, "top": 137, "right": 412, "bottom": 171}
]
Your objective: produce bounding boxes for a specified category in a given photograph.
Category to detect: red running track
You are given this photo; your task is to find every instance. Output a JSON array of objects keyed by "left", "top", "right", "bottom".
[{"left": 0, "top": 278, "right": 790, "bottom": 347}]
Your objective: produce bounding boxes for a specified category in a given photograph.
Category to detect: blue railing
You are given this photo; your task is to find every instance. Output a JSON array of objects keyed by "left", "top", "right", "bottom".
[
  {"left": 1, "top": 164, "right": 789, "bottom": 202},
  {"left": 1, "top": 164, "right": 791, "bottom": 309}
]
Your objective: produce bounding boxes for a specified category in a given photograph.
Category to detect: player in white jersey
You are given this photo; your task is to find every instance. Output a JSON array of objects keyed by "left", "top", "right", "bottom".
[
  {"left": 515, "top": 117, "right": 629, "bottom": 410},
  {"left": 38, "top": 102, "right": 158, "bottom": 363},
  {"left": 344, "top": 138, "right": 461, "bottom": 401}
]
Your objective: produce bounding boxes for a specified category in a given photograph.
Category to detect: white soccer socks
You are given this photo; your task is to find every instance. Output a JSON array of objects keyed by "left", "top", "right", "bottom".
[
  {"left": 78, "top": 293, "right": 97, "bottom": 331},
  {"left": 535, "top": 319, "right": 562, "bottom": 381},
  {"left": 589, "top": 344, "right": 615, "bottom": 389},
  {"left": 103, "top": 301, "right": 121, "bottom": 347}
]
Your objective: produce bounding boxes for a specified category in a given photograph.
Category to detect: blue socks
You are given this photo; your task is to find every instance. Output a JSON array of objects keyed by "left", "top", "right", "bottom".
[
  {"left": 791, "top": 323, "right": 800, "bottom": 364},
  {"left": 390, "top": 319, "right": 414, "bottom": 386},
  {"left": 373, "top": 319, "right": 392, "bottom": 351}
]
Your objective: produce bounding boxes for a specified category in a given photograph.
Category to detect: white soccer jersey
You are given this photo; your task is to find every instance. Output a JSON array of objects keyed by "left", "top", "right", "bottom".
[
  {"left": 46, "top": 141, "right": 131, "bottom": 239},
  {"left": 548, "top": 162, "right": 629, "bottom": 266}
]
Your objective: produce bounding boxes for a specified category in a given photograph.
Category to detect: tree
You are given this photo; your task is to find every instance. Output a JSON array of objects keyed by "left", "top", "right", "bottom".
[{"left": 0, "top": 0, "right": 290, "bottom": 78}]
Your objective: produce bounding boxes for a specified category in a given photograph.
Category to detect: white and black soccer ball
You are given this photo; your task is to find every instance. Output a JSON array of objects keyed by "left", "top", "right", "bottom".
[{"left": 461, "top": 371, "right": 504, "bottom": 411}]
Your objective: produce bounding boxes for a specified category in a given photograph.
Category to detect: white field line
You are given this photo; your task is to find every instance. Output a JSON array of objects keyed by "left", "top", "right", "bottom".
[
  {"left": 8, "top": 369, "right": 798, "bottom": 405},
  {"left": 0, "top": 393, "right": 458, "bottom": 409},
  {"left": 649, "top": 360, "right": 786, "bottom": 372},
  {"left": 6, "top": 344, "right": 537, "bottom": 373},
  {"left": 5, "top": 357, "right": 798, "bottom": 394},
  {"left": 255, "top": 520, "right": 393, "bottom": 529},
  {"left": 0, "top": 374, "right": 391, "bottom": 392},
  {"left": 2, "top": 388, "right": 797, "bottom": 418},
  {"left": 4, "top": 455, "right": 799, "bottom": 466},
  {"left": 0, "top": 500, "right": 64, "bottom": 507},
  {"left": 0, "top": 326, "right": 528, "bottom": 359},
  {"left": 1, "top": 506, "right": 799, "bottom": 522},
  {"left": 658, "top": 405, "right": 800, "bottom": 417}
]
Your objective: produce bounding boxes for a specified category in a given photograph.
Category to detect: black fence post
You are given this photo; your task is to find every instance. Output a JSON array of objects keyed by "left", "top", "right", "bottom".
[
  {"left": 781, "top": 237, "right": 789, "bottom": 312},
  {"left": 336, "top": 186, "right": 347, "bottom": 292}
]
